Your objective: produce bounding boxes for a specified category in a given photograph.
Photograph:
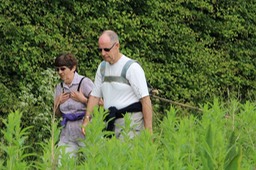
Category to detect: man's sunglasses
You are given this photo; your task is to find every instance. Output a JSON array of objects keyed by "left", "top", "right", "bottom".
[
  {"left": 98, "top": 42, "right": 116, "bottom": 52},
  {"left": 55, "top": 67, "right": 66, "bottom": 72}
]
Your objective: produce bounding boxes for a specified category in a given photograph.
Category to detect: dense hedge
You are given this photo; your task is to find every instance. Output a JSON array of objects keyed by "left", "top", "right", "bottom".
[{"left": 0, "top": 0, "right": 255, "bottom": 159}]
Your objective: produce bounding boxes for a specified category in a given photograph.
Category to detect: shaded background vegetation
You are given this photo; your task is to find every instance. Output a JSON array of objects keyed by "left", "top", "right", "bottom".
[{"left": 0, "top": 0, "right": 255, "bottom": 162}]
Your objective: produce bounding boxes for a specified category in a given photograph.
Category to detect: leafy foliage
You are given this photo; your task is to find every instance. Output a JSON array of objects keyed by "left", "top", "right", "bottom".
[
  {"left": 1, "top": 100, "right": 255, "bottom": 169},
  {"left": 0, "top": 0, "right": 255, "bottom": 167},
  {"left": 0, "top": 0, "right": 255, "bottom": 115},
  {"left": 0, "top": 111, "right": 34, "bottom": 169}
]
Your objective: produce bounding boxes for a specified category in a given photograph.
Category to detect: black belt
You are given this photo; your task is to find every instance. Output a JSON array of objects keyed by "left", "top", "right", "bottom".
[{"left": 105, "top": 102, "right": 142, "bottom": 132}]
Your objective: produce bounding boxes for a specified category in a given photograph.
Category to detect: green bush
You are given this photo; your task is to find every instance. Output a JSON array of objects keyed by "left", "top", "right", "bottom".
[
  {"left": 0, "top": 1, "right": 255, "bottom": 168},
  {"left": 0, "top": 0, "right": 255, "bottom": 116}
]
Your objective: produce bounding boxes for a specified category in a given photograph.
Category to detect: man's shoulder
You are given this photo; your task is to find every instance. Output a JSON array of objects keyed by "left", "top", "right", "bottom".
[{"left": 121, "top": 55, "right": 139, "bottom": 66}]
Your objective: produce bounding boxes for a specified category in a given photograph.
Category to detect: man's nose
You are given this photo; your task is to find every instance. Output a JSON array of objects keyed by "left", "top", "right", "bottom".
[{"left": 101, "top": 50, "right": 107, "bottom": 55}]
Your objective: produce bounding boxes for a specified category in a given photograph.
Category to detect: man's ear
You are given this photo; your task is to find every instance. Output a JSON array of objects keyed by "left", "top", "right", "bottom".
[{"left": 116, "top": 43, "right": 120, "bottom": 48}]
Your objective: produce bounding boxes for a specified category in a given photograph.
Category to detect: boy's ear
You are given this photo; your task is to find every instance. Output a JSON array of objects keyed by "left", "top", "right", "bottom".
[{"left": 72, "top": 65, "right": 77, "bottom": 72}]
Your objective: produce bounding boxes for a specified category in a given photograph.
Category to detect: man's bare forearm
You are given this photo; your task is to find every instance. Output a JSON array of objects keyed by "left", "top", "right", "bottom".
[{"left": 141, "top": 96, "right": 153, "bottom": 133}]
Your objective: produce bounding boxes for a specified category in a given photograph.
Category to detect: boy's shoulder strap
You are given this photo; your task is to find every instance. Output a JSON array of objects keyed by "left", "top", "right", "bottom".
[
  {"left": 60, "top": 82, "right": 64, "bottom": 93},
  {"left": 77, "top": 77, "right": 85, "bottom": 91},
  {"left": 60, "top": 76, "right": 85, "bottom": 93}
]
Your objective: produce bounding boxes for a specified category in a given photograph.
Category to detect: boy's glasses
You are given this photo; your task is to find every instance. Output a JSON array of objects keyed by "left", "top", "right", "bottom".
[
  {"left": 55, "top": 67, "right": 66, "bottom": 72},
  {"left": 98, "top": 42, "right": 116, "bottom": 52}
]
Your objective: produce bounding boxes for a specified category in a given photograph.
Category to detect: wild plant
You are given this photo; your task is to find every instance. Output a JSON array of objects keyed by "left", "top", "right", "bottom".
[
  {"left": 199, "top": 98, "right": 243, "bottom": 170},
  {"left": 78, "top": 106, "right": 158, "bottom": 170},
  {"left": 0, "top": 110, "right": 34, "bottom": 170},
  {"left": 234, "top": 101, "right": 256, "bottom": 169},
  {"left": 0, "top": 99, "right": 255, "bottom": 169},
  {"left": 34, "top": 115, "right": 62, "bottom": 170},
  {"left": 159, "top": 106, "right": 200, "bottom": 169},
  {"left": 16, "top": 68, "right": 59, "bottom": 162}
]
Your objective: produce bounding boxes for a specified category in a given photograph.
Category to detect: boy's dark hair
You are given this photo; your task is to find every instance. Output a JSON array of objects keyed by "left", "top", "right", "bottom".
[{"left": 54, "top": 53, "right": 78, "bottom": 70}]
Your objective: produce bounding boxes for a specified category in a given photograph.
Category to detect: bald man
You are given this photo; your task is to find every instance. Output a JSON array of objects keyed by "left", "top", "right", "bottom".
[{"left": 82, "top": 30, "right": 152, "bottom": 139}]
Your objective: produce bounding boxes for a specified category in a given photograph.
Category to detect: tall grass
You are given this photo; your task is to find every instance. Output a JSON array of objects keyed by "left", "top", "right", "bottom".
[
  {"left": 0, "top": 111, "right": 34, "bottom": 170},
  {"left": 0, "top": 99, "right": 255, "bottom": 169}
]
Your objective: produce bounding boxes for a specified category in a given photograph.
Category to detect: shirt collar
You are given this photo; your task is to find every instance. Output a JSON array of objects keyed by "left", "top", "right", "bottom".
[{"left": 71, "top": 72, "right": 80, "bottom": 85}]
